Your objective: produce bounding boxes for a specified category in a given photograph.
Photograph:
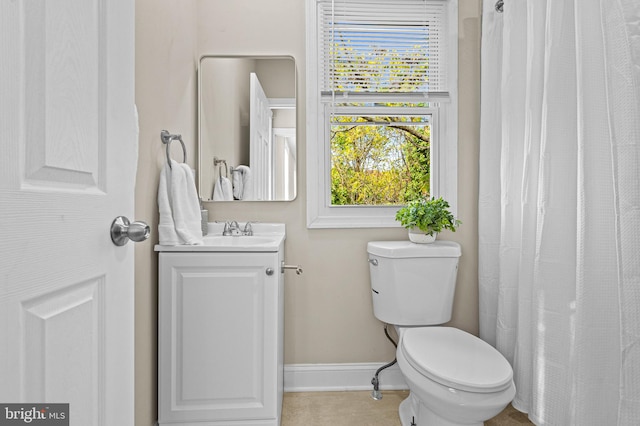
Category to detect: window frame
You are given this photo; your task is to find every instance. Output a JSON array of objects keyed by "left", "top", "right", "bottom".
[{"left": 305, "top": 0, "right": 458, "bottom": 229}]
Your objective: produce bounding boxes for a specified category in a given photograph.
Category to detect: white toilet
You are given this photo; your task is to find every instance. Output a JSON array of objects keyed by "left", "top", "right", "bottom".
[{"left": 367, "top": 240, "right": 515, "bottom": 426}]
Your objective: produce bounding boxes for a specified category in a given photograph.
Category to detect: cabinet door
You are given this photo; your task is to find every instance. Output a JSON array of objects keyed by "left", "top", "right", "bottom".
[{"left": 158, "top": 252, "right": 279, "bottom": 424}]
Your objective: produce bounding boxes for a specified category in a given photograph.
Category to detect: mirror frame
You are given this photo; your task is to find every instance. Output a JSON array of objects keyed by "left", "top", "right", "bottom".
[{"left": 197, "top": 54, "right": 297, "bottom": 202}]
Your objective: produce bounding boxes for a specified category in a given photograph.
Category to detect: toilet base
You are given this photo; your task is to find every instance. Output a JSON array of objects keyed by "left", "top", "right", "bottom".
[
  {"left": 398, "top": 396, "right": 414, "bottom": 426},
  {"left": 398, "top": 393, "right": 483, "bottom": 426}
]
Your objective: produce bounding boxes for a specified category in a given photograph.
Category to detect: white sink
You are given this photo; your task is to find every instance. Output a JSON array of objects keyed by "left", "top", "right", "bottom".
[
  {"left": 195, "top": 235, "right": 283, "bottom": 251},
  {"left": 202, "top": 235, "right": 279, "bottom": 247},
  {"left": 155, "top": 223, "right": 285, "bottom": 252}
]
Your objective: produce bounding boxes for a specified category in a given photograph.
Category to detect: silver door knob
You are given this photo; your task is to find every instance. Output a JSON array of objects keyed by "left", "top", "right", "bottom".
[{"left": 111, "top": 216, "right": 150, "bottom": 246}]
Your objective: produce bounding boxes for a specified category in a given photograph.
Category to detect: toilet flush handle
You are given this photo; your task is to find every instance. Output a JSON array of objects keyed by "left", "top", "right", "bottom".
[{"left": 368, "top": 258, "right": 378, "bottom": 266}]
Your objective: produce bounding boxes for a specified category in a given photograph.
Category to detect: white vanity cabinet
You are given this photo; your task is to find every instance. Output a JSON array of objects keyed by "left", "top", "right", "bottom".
[{"left": 156, "top": 227, "right": 285, "bottom": 426}]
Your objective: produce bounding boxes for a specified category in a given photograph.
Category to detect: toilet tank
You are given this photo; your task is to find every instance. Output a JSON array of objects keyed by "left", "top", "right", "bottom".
[{"left": 367, "top": 240, "right": 461, "bottom": 326}]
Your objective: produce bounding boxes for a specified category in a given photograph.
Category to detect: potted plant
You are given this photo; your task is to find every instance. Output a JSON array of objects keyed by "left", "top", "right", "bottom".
[{"left": 395, "top": 196, "right": 461, "bottom": 243}]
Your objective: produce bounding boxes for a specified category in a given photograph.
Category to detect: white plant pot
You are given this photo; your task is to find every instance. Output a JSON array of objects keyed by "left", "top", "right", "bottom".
[{"left": 408, "top": 228, "right": 437, "bottom": 244}]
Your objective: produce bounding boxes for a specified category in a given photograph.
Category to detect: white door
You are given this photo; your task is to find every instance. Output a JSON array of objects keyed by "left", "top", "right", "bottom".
[
  {"left": 250, "top": 73, "right": 273, "bottom": 201},
  {"left": 0, "top": 1, "right": 136, "bottom": 425}
]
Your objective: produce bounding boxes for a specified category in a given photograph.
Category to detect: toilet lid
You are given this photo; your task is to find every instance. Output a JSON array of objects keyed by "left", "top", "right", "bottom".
[{"left": 401, "top": 327, "right": 513, "bottom": 393}]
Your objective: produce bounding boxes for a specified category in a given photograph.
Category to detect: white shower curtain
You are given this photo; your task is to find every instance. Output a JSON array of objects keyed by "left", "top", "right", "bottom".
[{"left": 478, "top": 1, "right": 640, "bottom": 425}]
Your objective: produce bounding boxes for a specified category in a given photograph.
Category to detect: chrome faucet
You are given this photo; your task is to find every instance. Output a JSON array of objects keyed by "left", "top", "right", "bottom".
[
  {"left": 222, "top": 221, "right": 253, "bottom": 236},
  {"left": 222, "top": 221, "right": 241, "bottom": 236}
]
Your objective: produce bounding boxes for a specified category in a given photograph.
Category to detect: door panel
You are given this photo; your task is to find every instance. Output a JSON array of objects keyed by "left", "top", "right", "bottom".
[
  {"left": 22, "top": 279, "right": 105, "bottom": 425},
  {"left": 0, "top": 1, "right": 135, "bottom": 425},
  {"left": 23, "top": 0, "right": 103, "bottom": 189},
  {"left": 250, "top": 73, "right": 273, "bottom": 200}
]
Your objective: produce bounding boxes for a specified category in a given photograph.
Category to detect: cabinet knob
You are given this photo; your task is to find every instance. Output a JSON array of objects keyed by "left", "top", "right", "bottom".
[{"left": 265, "top": 268, "right": 274, "bottom": 276}]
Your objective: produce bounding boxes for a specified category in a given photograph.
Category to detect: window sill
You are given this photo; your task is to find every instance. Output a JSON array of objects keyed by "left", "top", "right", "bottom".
[{"left": 306, "top": 206, "right": 404, "bottom": 229}]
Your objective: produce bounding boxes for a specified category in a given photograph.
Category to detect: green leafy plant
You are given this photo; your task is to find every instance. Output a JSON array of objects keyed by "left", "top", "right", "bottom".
[{"left": 395, "top": 197, "right": 461, "bottom": 236}]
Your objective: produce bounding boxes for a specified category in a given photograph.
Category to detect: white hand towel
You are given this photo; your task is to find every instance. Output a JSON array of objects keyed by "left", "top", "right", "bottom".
[
  {"left": 232, "top": 165, "right": 253, "bottom": 200},
  {"left": 232, "top": 169, "right": 244, "bottom": 200},
  {"left": 212, "top": 175, "right": 233, "bottom": 201},
  {"left": 158, "top": 160, "right": 203, "bottom": 245}
]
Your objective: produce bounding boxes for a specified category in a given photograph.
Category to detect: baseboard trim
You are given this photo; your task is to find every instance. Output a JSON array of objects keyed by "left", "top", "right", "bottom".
[{"left": 283, "top": 362, "right": 408, "bottom": 392}]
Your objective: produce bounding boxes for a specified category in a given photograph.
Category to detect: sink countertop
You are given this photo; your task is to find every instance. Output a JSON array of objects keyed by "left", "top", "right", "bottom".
[{"left": 154, "top": 222, "right": 285, "bottom": 253}]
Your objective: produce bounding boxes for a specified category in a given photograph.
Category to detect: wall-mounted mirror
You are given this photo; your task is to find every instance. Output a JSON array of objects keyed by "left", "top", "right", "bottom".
[{"left": 198, "top": 55, "right": 297, "bottom": 201}]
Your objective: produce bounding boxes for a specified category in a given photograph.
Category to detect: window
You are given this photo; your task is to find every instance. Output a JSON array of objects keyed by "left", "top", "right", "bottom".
[{"left": 306, "top": 0, "right": 458, "bottom": 228}]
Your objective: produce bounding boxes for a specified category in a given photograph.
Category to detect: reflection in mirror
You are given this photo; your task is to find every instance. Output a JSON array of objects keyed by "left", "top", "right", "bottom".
[{"left": 198, "top": 56, "right": 297, "bottom": 201}]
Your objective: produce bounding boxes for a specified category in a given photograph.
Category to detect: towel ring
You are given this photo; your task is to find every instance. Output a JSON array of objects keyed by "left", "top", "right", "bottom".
[
  {"left": 161, "top": 130, "right": 187, "bottom": 169},
  {"left": 213, "top": 157, "right": 228, "bottom": 178}
]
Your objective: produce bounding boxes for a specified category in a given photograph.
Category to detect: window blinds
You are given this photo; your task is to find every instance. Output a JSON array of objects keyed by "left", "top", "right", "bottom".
[{"left": 318, "top": 0, "right": 449, "bottom": 101}]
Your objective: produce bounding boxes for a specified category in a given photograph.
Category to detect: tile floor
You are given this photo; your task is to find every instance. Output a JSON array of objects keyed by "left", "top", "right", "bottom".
[{"left": 282, "top": 391, "right": 533, "bottom": 425}]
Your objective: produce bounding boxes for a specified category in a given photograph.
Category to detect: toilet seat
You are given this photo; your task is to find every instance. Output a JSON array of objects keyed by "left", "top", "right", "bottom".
[{"left": 401, "top": 327, "right": 513, "bottom": 393}]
